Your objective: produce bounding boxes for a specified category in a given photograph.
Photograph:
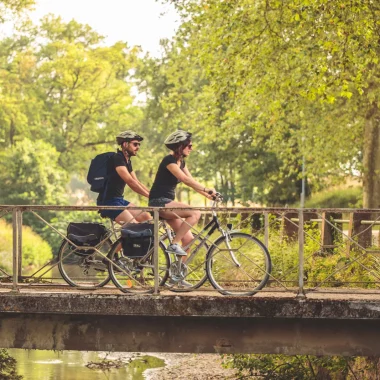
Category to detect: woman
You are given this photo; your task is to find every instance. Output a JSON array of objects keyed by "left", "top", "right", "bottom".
[{"left": 149, "top": 130, "right": 217, "bottom": 257}]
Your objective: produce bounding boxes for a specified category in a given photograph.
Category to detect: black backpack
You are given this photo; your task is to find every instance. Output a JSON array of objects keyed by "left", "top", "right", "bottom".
[{"left": 87, "top": 152, "right": 116, "bottom": 193}]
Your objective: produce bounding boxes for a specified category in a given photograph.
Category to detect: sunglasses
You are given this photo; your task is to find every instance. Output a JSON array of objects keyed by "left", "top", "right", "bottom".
[
  {"left": 130, "top": 142, "right": 141, "bottom": 147},
  {"left": 186, "top": 144, "right": 193, "bottom": 149}
]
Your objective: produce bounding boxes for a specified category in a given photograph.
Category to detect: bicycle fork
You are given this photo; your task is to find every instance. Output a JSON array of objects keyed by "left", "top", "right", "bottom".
[{"left": 223, "top": 231, "right": 241, "bottom": 268}]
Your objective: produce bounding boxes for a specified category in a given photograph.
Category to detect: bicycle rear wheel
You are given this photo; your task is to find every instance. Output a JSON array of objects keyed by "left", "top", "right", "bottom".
[
  {"left": 206, "top": 232, "right": 271, "bottom": 296},
  {"left": 58, "top": 239, "right": 112, "bottom": 288},
  {"left": 108, "top": 238, "right": 170, "bottom": 294}
]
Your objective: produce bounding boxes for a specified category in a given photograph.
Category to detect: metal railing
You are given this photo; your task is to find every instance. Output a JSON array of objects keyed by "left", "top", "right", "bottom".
[{"left": 1, "top": 205, "right": 380, "bottom": 297}]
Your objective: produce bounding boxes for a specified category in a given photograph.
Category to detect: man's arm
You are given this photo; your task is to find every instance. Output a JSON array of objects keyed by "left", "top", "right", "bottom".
[
  {"left": 130, "top": 171, "right": 150, "bottom": 193},
  {"left": 115, "top": 166, "right": 149, "bottom": 198}
]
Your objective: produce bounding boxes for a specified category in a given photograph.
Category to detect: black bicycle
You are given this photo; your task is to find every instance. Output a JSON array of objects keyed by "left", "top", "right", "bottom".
[{"left": 107, "top": 194, "right": 272, "bottom": 296}]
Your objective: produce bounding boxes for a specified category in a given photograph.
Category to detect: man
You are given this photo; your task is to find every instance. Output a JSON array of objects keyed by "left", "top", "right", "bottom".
[{"left": 98, "top": 130, "right": 151, "bottom": 224}]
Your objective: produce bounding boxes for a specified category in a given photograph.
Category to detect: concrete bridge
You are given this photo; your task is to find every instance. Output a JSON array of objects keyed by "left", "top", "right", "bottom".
[{"left": 1, "top": 287, "right": 380, "bottom": 356}]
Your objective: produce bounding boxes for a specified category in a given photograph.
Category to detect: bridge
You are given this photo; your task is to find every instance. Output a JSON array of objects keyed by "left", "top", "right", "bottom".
[
  {"left": 1, "top": 286, "right": 380, "bottom": 356},
  {"left": 1, "top": 205, "right": 380, "bottom": 355}
]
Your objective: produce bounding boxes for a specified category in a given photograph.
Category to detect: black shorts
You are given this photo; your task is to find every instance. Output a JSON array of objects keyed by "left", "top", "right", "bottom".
[{"left": 148, "top": 197, "right": 173, "bottom": 207}]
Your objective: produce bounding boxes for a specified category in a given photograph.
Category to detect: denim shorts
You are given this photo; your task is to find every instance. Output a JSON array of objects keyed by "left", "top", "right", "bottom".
[
  {"left": 98, "top": 197, "right": 130, "bottom": 220},
  {"left": 148, "top": 197, "right": 173, "bottom": 207}
]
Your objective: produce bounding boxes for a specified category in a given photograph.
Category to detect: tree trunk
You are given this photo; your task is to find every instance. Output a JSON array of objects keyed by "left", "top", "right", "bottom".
[
  {"left": 363, "top": 107, "right": 380, "bottom": 208},
  {"left": 9, "top": 119, "right": 15, "bottom": 146}
]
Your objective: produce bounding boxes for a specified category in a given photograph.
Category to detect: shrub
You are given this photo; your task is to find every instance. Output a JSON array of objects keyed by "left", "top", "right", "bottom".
[
  {"left": 305, "top": 187, "right": 362, "bottom": 208},
  {"left": 0, "top": 220, "right": 52, "bottom": 275}
]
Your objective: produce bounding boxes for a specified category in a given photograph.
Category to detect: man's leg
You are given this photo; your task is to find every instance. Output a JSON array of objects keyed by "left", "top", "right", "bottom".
[{"left": 127, "top": 203, "right": 152, "bottom": 222}]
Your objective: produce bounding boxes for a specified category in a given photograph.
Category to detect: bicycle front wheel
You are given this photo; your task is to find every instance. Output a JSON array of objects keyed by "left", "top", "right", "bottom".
[
  {"left": 108, "top": 239, "right": 170, "bottom": 294},
  {"left": 206, "top": 232, "right": 271, "bottom": 296},
  {"left": 58, "top": 239, "right": 112, "bottom": 288}
]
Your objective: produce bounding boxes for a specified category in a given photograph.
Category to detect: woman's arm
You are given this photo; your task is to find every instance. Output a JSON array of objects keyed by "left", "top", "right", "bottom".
[{"left": 167, "top": 164, "right": 216, "bottom": 198}]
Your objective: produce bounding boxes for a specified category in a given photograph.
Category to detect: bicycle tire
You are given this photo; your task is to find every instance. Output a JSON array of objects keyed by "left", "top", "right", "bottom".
[
  {"left": 206, "top": 232, "right": 271, "bottom": 296},
  {"left": 108, "top": 238, "right": 170, "bottom": 294},
  {"left": 58, "top": 238, "right": 112, "bottom": 288},
  {"left": 168, "top": 237, "right": 209, "bottom": 293}
]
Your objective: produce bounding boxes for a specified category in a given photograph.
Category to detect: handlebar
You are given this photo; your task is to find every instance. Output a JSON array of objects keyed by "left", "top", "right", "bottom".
[{"left": 211, "top": 192, "right": 223, "bottom": 204}]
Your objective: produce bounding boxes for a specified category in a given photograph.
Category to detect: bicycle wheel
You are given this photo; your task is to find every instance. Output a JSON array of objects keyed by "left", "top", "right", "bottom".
[
  {"left": 108, "top": 238, "right": 170, "bottom": 294},
  {"left": 168, "top": 237, "right": 209, "bottom": 292},
  {"left": 58, "top": 238, "right": 112, "bottom": 288},
  {"left": 206, "top": 232, "right": 271, "bottom": 296}
]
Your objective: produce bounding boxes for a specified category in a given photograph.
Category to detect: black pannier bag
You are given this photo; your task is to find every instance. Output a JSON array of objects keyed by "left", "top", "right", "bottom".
[
  {"left": 66, "top": 222, "right": 108, "bottom": 254},
  {"left": 121, "top": 223, "right": 154, "bottom": 258}
]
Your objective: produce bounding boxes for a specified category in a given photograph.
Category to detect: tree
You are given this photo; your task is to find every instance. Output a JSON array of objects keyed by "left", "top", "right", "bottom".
[
  {"left": 0, "top": 349, "right": 22, "bottom": 380},
  {"left": 0, "top": 0, "right": 34, "bottom": 23},
  {"left": 0, "top": 15, "right": 144, "bottom": 174},
  {"left": 161, "top": 0, "right": 379, "bottom": 207},
  {"left": 136, "top": 33, "right": 311, "bottom": 205},
  {"left": 0, "top": 138, "right": 68, "bottom": 205}
]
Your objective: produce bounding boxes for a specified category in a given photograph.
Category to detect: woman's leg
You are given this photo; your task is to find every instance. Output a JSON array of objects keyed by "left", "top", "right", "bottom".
[
  {"left": 159, "top": 201, "right": 201, "bottom": 245},
  {"left": 166, "top": 218, "right": 194, "bottom": 248}
]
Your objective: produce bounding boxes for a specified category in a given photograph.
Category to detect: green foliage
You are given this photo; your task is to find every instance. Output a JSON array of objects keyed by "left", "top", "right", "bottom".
[
  {"left": 223, "top": 353, "right": 355, "bottom": 379},
  {"left": 0, "top": 219, "right": 52, "bottom": 274},
  {"left": 0, "top": 349, "right": 22, "bottom": 380},
  {"left": 153, "top": 0, "right": 380, "bottom": 206},
  {"left": 0, "top": 0, "right": 34, "bottom": 23},
  {"left": 0, "top": 15, "right": 143, "bottom": 172},
  {"left": 305, "top": 187, "right": 363, "bottom": 209},
  {"left": 0, "top": 139, "right": 68, "bottom": 205}
]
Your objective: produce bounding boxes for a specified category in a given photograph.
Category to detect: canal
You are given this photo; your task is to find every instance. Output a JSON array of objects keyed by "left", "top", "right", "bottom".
[{"left": 8, "top": 349, "right": 165, "bottom": 379}]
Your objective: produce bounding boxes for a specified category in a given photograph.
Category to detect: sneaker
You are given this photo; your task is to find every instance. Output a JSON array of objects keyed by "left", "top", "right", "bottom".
[
  {"left": 166, "top": 278, "right": 193, "bottom": 289},
  {"left": 166, "top": 243, "right": 187, "bottom": 256},
  {"left": 178, "top": 279, "right": 193, "bottom": 288}
]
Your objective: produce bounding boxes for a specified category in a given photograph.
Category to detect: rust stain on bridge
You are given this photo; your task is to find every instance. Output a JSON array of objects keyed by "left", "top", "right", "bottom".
[{"left": 0, "top": 287, "right": 380, "bottom": 355}]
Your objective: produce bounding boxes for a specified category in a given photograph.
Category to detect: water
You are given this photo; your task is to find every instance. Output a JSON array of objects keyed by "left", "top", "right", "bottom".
[{"left": 8, "top": 349, "right": 165, "bottom": 380}]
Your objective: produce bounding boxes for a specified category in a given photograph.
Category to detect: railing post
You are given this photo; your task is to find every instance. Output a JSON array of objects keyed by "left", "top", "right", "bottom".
[
  {"left": 297, "top": 209, "right": 306, "bottom": 299},
  {"left": 153, "top": 209, "right": 160, "bottom": 295},
  {"left": 18, "top": 210, "right": 23, "bottom": 278},
  {"left": 264, "top": 212, "right": 269, "bottom": 248},
  {"left": 12, "top": 208, "right": 20, "bottom": 293}
]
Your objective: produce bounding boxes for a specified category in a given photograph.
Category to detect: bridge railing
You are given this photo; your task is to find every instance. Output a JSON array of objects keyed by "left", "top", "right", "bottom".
[{"left": 1, "top": 205, "right": 380, "bottom": 296}]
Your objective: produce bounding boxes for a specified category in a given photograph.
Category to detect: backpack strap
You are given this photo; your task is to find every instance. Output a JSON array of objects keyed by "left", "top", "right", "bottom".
[{"left": 101, "top": 151, "right": 124, "bottom": 203}]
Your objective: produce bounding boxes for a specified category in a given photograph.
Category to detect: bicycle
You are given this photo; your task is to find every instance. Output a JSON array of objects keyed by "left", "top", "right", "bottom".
[{"left": 107, "top": 193, "right": 272, "bottom": 296}]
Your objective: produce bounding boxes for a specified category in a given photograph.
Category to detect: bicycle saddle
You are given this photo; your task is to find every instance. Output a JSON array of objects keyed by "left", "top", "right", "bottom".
[{"left": 68, "top": 233, "right": 98, "bottom": 244}]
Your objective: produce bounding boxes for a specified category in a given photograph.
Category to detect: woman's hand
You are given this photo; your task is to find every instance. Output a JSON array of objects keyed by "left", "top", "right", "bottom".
[{"left": 205, "top": 188, "right": 217, "bottom": 200}]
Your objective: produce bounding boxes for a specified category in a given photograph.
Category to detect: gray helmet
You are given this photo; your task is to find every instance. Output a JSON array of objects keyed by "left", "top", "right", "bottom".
[
  {"left": 116, "top": 130, "right": 143, "bottom": 145},
  {"left": 164, "top": 130, "right": 192, "bottom": 149}
]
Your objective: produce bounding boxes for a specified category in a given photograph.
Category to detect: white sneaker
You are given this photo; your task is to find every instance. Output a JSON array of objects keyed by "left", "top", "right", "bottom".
[
  {"left": 178, "top": 279, "right": 193, "bottom": 288},
  {"left": 166, "top": 278, "right": 193, "bottom": 289},
  {"left": 166, "top": 243, "right": 187, "bottom": 256}
]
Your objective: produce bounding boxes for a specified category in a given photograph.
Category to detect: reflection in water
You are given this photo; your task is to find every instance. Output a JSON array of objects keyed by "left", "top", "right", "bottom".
[{"left": 8, "top": 349, "right": 165, "bottom": 380}]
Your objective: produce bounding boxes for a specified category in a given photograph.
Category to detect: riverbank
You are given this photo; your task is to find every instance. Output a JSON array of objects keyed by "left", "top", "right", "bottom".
[
  {"left": 144, "top": 353, "right": 237, "bottom": 379},
  {"left": 100, "top": 352, "right": 237, "bottom": 379}
]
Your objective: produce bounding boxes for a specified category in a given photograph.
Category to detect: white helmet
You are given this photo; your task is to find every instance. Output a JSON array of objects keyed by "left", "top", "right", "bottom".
[
  {"left": 116, "top": 130, "right": 143, "bottom": 145},
  {"left": 164, "top": 130, "right": 192, "bottom": 149}
]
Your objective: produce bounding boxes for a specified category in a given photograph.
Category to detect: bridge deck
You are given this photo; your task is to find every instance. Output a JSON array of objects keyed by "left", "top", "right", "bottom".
[
  {"left": 1, "top": 286, "right": 380, "bottom": 354},
  {"left": 1, "top": 285, "right": 380, "bottom": 319}
]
